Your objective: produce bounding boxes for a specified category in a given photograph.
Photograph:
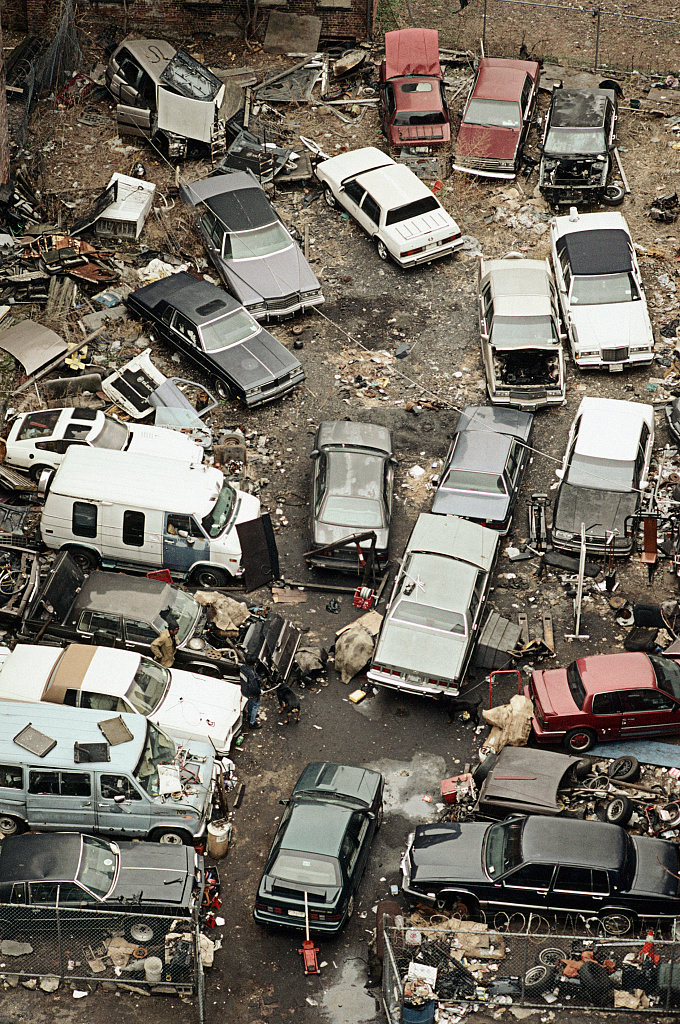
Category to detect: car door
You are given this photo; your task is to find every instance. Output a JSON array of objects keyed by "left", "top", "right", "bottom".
[
  {"left": 95, "top": 772, "right": 152, "bottom": 837},
  {"left": 500, "top": 862, "right": 554, "bottom": 911},
  {"left": 163, "top": 513, "right": 210, "bottom": 574},
  {"left": 381, "top": 81, "right": 396, "bottom": 137},
  {"left": 619, "top": 688, "right": 680, "bottom": 738},
  {"left": 550, "top": 865, "right": 610, "bottom": 915},
  {"left": 340, "top": 179, "right": 367, "bottom": 223},
  {"left": 358, "top": 193, "right": 382, "bottom": 239},
  {"left": 310, "top": 451, "right": 327, "bottom": 540},
  {"left": 590, "top": 690, "right": 624, "bottom": 741},
  {"left": 199, "top": 209, "right": 226, "bottom": 268},
  {"left": 26, "top": 769, "right": 96, "bottom": 831},
  {"left": 170, "top": 311, "right": 201, "bottom": 363}
]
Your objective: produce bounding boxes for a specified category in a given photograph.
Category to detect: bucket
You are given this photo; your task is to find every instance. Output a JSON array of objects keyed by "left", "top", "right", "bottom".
[
  {"left": 207, "top": 819, "right": 230, "bottom": 859},
  {"left": 144, "top": 957, "right": 163, "bottom": 984},
  {"left": 402, "top": 1001, "right": 436, "bottom": 1024}
]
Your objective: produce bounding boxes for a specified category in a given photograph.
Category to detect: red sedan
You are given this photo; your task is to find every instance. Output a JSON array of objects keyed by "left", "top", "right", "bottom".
[
  {"left": 453, "top": 57, "right": 540, "bottom": 179},
  {"left": 379, "top": 28, "right": 451, "bottom": 155},
  {"left": 526, "top": 652, "right": 680, "bottom": 753}
]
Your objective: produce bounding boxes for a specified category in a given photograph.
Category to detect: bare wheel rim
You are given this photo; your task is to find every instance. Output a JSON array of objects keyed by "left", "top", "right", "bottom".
[
  {"left": 130, "top": 922, "right": 155, "bottom": 944},
  {"left": 0, "top": 815, "right": 18, "bottom": 835},
  {"left": 158, "top": 832, "right": 183, "bottom": 845},
  {"left": 601, "top": 912, "right": 633, "bottom": 936}
]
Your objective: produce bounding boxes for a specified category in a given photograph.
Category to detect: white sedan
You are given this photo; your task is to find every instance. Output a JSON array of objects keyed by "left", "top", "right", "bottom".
[
  {"left": 315, "top": 147, "right": 463, "bottom": 267},
  {"left": 550, "top": 209, "right": 654, "bottom": 371},
  {"left": 4, "top": 406, "right": 203, "bottom": 479},
  {"left": 0, "top": 643, "right": 246, "bottom": 755}
]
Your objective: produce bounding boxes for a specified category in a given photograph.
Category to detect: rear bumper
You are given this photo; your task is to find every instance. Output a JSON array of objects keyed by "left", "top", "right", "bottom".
[
  {"left": 398, "top": 238, "right": 463, "bottom": 268},
  {"left": 367, "top": 667, "right": 459, "bottom": 697},
  {"left": 253, "top": 906, "right": 346, "bottom": 934}
]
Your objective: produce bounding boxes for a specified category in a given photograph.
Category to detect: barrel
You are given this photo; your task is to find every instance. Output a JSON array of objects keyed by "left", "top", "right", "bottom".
[
  {"left": 207, "top": 819, "right": 230, "bottom": 859},
  {"left": 402, "top": 1001, "right": 436, "bottom": 1024}
]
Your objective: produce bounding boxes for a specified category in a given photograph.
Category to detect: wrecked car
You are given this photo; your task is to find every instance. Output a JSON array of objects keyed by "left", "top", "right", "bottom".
[
  {"left": 379, "top": 28, "right": 451, "bottom": 155},
  {"left": 106, "top": 39, "right": 226, "bottom": 158},
  {"left": 453, "top": 57, "right": 540, "bottom": 179},
  {"left": 315, "top": 147, "right": 462, "bottom": 267},
  {"left": 478, "top": 255, "right": 566, "bottom": 409},
  {"left": 431, "top": 406, "right": 533, "bottom": 534},
  {"left": 539, "top": 87, "right": 624, "bottom": 207},
  {"left": 551, "top": 396, "right": 654, "bottom": 556},
  {"left": 125, "top": 272, "right": 305, "bottom": 407},
  {"left": 181, "top": 171, "right": 324, "bottom": 321}
]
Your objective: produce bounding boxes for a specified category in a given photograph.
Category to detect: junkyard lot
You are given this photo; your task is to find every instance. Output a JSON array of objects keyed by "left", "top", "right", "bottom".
[{"left": 7, "top": 27, "right": 680, "bottom": 1024}]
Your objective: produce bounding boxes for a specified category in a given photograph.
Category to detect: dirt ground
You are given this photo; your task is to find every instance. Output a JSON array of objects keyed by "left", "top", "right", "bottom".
[{"left": 5, "top": 9, "right": 680, "bottom": 1024}]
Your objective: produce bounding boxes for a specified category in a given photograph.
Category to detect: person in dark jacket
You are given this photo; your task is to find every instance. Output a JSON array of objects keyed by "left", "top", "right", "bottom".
[{"left": 240, "top": 655, "right": 262, "bottom": 729}]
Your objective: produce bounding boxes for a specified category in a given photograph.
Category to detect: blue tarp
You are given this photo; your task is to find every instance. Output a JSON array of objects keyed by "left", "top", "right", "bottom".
[{"left": 591, "top": 739, "right": 680, "bottom": 769}]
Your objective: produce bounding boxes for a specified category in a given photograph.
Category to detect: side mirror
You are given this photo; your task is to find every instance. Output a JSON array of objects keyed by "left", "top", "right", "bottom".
[
  {"left": 114, "top": 794, "right": 126, "bottom": 804},
  {"left": 555, "top": 468, "right": 564, "bottom": 480},
  {"left": 389, "top": 456, "right": 398, "bottom": 466},
  {"left": 310, "top": 449, "right": 319, "bottom": 459},
  {"left": 279, "top": 798, "right": 290, "bottom": 806}
]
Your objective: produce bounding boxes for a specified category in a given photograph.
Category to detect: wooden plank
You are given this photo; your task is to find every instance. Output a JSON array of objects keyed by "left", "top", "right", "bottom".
[
  {"left": 271, "top": 587, "right": 307, "bottom": 604},
  {"left": 542, "top": 613, "right": 555, "bottom": 654},
  {"left": 518, "top": 613, "right": 529, "bottom": 644}
]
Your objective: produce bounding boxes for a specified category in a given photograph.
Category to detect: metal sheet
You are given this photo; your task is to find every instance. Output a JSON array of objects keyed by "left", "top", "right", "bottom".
[
  {"left": 0, "top": 319, "right": 67, "bottom": 375},
  {"left": 158, "top": 89, "right": 215, "bottom": 143},
  {"left": 237, "top": 513, "right": 280, "bottom": 591}
]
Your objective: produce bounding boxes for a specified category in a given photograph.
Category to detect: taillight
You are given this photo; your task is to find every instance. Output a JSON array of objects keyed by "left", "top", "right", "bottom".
[
  {"left": 441, "top": 232, "right": 461, "bottom": 243},
  {"left": 401, "top": 246, "right": 425, "bottom": 257}
]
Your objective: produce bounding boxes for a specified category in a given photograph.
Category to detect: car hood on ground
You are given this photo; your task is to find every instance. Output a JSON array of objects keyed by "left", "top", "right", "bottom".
[
  {"left": 553, "top": 482, "right": 638, "bottom": 543},
  {"left": 570, "top": 301, "right": 653, "bottom": 349},
  {"left": 212, "top": 329, "right": 302, "bottom": 390},
  {"left": 477, "top": 748, "right": 580, "bottom": 817},
  {"left": 630, "top": 835, "right": 679, "bottom": 898},
  {"left": 409, "top": 823, "right": 489, "bottom": 885},
  {"left": 154, "top": 669, "right": 244, "bottom": 751},
  {"left": 218, "top": 246, "right": 320, "bottom": 306},
  {"left": 431, "top": 489, "right": 509, "bottom": 526},
  {"left": 110, "top": 842, "right": 194, "bottom": 906},
  {"left": 455, "top": 123, "right": 519, "bottom": 162},
  {"left": 375, "top": 620, "right": 467, "bottom": 681}
]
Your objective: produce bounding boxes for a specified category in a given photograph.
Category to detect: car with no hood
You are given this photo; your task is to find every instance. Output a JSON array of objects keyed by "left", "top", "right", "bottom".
[
  {"left": 315, "top": 147, "right": 462, "bottom": 267},
  {"left": 432, "top": 406, "right": 533, "bottom": 534},
  {"left": 126, "top": 272, "right": 304, "bottom": 407},
  {"left": 181, "top": 171, "right": 323, "bottom": 321},
  {"left": 254, "top": 762, "right": 384, "bottom": 933},
  {"left": 379, "top": 28, "right": 451, "bottom": 155},
  {"left": 453, "top": 57, "right": 540, "bottom": 179}
]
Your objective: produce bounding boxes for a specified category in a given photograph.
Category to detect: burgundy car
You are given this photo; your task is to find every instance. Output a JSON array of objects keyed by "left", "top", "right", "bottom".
[
  {"left": 379, "top": 28, "right": 451, "bottom": 155},
  {"left": 453, "top": 57, "right": 540, "bottom": 179},
  {"left": 526, "top": 652, "right": 680, "bottom": 754}
]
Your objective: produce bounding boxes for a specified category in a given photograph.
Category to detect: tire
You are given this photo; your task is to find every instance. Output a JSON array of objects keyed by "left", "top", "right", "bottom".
[
  {"left": 538, "top": 946, "right": 567, "bottom": 967},
  {"left": 608, "top": 755, "right": 640, "bottom": 783},
  {"left": 126, "top": 919, "right": 158, "bottom": 945},
  {"left": 376, "top": 238, "right": 389, "bottom": 262},
  {"left": 436, "top": 893, "right": 479, "bottom": 918},
  {"left": 472, "top": 754, "right": 498, "bottom": 788},
  {"left": 213, "top": 377, "right": 233, "bottom": 402},
  {"left": 602, "top": 183, "right": 625, "bottom": 206},
  {"left": 346, "top": 895, "right": 355, "bottom": 920},
  {"left": 322, "top": 184, "right": 337, "bottom": 209},
  {"left": 65, "top": 546, "right": 100, "bottom": 572},
  {"left": 564, "top": 728, "right": 596, "bottom": 754},
  {"left": 524, "top": 964, "right": 557, "bottom": 994},
  {"left": 151, "top": 828, "right": 191, "bottom": 845},
  {"left": 29, "top": 463, "right": 52, "bottom": 483},
  {"left": 604, "top": 795, "right": 634, "bottom": 826},
  {"left": 574, "top": 758, "right": 594, "bottom": 781},
  {"left": 190, "top": 566, "right": 231, "bottom": 589},
  {"left": 0, "top": 814, "right": 24, "bottom": 837},
  {"left": 600, "top": 909, "right": 635, "bottom": 936}
]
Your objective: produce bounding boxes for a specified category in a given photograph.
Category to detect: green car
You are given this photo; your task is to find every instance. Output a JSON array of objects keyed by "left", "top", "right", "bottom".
[{"left": 253, "top": 762, "right": 384, "bottom": 933}]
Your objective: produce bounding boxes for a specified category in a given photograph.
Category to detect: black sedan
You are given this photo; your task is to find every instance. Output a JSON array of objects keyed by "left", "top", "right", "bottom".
[
  {"left": 402, "top": 815, "right": 680, "bottom": 935},
  {"left": 0, "top": 831, "right": 204, "bottom": 943},
  {"left": 125, "top": 272, "right": 304, "bottom": 407},
  {"left": 308, "top": 420, "right": 395, "bottom": 571},
  {"left": 254, "top": 762, "right": 384, "bottom": 934},
  {"left": 432, "top": 406, "right": 533, "bottom": 534},
  {"left": 180, "top": 171, "right": 324, "bottom": 321}
]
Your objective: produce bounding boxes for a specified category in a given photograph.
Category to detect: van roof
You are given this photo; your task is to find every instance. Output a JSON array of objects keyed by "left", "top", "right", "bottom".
[{"left": 47, "top": 447, "right": 223, "bottom": 515}]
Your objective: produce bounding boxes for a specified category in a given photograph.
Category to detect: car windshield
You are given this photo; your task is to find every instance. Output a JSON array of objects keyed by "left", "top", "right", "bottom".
[
  {"left": 566, "top": 661, "right": 587, "bottom": 709},
  {"left": 126, "top": 657, "right": 170, "bottom": 715},
  {"left": 271, "top": 850, "right": 340, "bottom": 887},
  {"left": 157, "top": 590, "right": 200, "bottom": 645},
  {"left": 77, "top": 835, "right": 118, "bottom": 899},
  {"left": 201, "top": 480, "right": 237, "bottom": 538},
  {"left": 393, "top": 110, "right": 447, "bottom": 126},
  {"left": 441, "top": 469, "right": 505, "bottom": 495},
  {"left": 92, "top": 416, "right": 129, "bottom": 450},
  {"left": 199, "top": 309, "right": 259, "bottom": 353},
  {"left": 650, "top": 655, "right": 680, "bottom": 700},
  {"left": 464, "top": 98, "right": 521, "bottom": 129},
  {"left": 570, "top": 272, "right": 639, "bottom": 305},
  {"left": 134, "top": 721, "right": 177, "bottom": 796},
  {"left": 490, "top": 315, "right": 559, "bottom": 347},
  {"left": 226, "top": 222, "right": 291, "bottom": 261},
  {"left": 565, "top": 454, "right": 634, "bottom": 492},
  {"left": 385, "top": 196, "right": 440, "bottom": 225},
  {"left": 544, "top": 126, "right": 606, "bottom": 156},
  {"left": 320, "top": 495, "right": 384, "bottom": 528},
  {"left": 393, "top": 598, "right": 466, "bottom": 635},
  {"left": 485, "top": 819, "right": 523, "bottom": 876}
]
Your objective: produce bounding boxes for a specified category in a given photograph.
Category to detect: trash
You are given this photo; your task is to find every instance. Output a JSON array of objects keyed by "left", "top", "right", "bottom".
[
  {"left": 349, "top": 689, "right": 367, "bottom": 703},
  {"left": 334, "top": 623, "right": 375, "bottom": 683},
  {"left": 326, "top": 598, "right": 341, "bottom": 613}
]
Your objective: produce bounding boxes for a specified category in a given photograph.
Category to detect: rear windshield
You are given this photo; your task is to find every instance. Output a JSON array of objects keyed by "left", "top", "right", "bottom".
[
  {"left": 566, "top": 661, "right": 587, "bottom": 709},
  {"left": 651, "top": 655, "right": 680, "bottom": 701},
  {"left": 385, "top": 196, "right": 440, "bottom": 225},
  {"left": 320, "top": 495, "right": 383, "bottom": 529},
  {"left": 393, "top": 599, "right": 466, "bottom": 635},
  {"left": 393, "top": 110, "right": 446, "bottom": 126},
  {"left": 441, "top": 469, "right": 505, "bottom": 495},
  {"left": 271, "top": 850, "right": 340, "bottom": 887}
]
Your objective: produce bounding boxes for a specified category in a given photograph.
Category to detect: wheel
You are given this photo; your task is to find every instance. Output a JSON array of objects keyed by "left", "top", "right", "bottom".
[
  {"left": 524, "top": 964, "right": 557, "bottom": 994},
  {"left": 346, "top": 895, "right": 354, "bottom": 919},
  {"left": 604, "top": 795, "right": 634, "bottom": 826},
  {"left": 602, "top": 183, "right": 625, "bottom": 206},
  {"left": 600, "top": 909, "right": 634, "bottom": 936},
  {"left": 126, "top": 920, "right": 158, "bottom": 945},
  {"left": 29, "top": 463, "right": 52, "bottom": 483},
  {"left": 190, "top": 565, "right": 230, "bottom": 589},
  {"left": 538, "top": 946, "right": 567, "bottom": 967},
  {"left": 472, "top": 754, "right": 498, "bottom": 788},
  {"left": 376, "top": 238, "right": 389, "bottom": 262},
  {"left": 376, "top": 803, "right": 384, "bottom": 830},
  {"left": 608, "top": 755, "right": 640, "bottom": 783},
  {"left": 322, "top": 184, "right": 337, "bottom": 209},
  {"left": 0, "top": 814, "right": 24, "bottom": 837},
  {"left": 213, "top": 377, "right": 233, "bottom": 402},
  {"left": 436, "top": 893, "right": 479, "bottom": 919},
  {"left": 65, "top": 546, "right": 100, "bottom": 571},
  {"left": 564, "top": 728, "right": 596, "bottom": 754},
  {"left": 152, "top": 828, "right": 191, "bottom": 845}
]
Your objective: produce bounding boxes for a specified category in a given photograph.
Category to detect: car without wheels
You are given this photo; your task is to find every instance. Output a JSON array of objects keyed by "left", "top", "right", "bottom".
[{"left": 379, "top": 28, "right": 451, "bottom": 156}]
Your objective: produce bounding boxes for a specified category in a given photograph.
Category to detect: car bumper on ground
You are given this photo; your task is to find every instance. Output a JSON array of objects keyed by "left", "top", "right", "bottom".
[{"left": 452, "top": 162, "right": 517, "bottom": 180}]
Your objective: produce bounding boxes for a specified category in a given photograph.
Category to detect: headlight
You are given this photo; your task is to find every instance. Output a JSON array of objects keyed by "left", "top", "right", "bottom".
[
  {"left": 576, "top": 350, "right": 599, "bottom": 359},
  {"left": 633, "top": 344, "right": 652, "bottom": 353},
  {"left": 552, "top": 529, "right": 571, "bottom": 540}
]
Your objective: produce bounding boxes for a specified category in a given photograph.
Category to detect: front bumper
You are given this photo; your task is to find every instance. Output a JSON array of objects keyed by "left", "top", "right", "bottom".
[
  {"left": 573, "top": 351, "right": 653, "bottom": 371},
  {"left": 488, "top": 386, "right": 565, "bottom": 411},
  {"left": 551, "top": 530, "right": 633, "bottom": 557},
  {"left": 244, "top": 369, "right": 306, "bottom": 408}
]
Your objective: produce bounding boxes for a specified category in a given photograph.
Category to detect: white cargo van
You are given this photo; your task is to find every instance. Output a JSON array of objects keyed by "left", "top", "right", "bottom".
[{"left": 40, "top": 447, "right": 260, "bottom": 587}]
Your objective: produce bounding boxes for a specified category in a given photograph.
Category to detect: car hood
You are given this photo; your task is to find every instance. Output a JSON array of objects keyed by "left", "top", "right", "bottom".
[
  {"left": 217, "top": 246, "right": 320, "bottom": 305},
  {"left": 431, "top": 489, "right": 509, "bottom": 526},
  {"left": 530, "top": 666, "right": 578, "bottom": 717},
  {"left": 477, "top": 748, "right": 579, "bottom": 817},
  {"left": 455, "top": 123, "right": 519, "bottom": 161},
  {"left": 109, "top": 842, "right": 194, "bottom": 906},
  {"left": 629, "top": 835, "right": 679, "bottom": 898},
  {"left": 212, "top": 330, "right": 302, "bottom": 390},
  {"left": 153, "top": 669, "right": 245, "bottom": 750},
  {"left": 312, "top": 520, "right": 389, "bottom": 554},
  {"left": 409, "top": 823, "right": 489, "bottom": 885},
  {"left": 553, "top": 482, "right": 638, "bottom": 542},
  {"left": 375, "top": 620, "right": 468, "bottom": 681},
  {"left": 570, "top": 301, "right": 653, "bottom": 348}
]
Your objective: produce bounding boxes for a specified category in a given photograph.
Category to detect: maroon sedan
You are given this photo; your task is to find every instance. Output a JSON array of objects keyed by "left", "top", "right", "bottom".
[
  {"left": 379, "top": 28, "right": 451, "bottom": 155},
  {"left": 526, "top": 652, "right": 680, "bottom": 753},
  {"left": 453, "top": 57, "right": 540, "bottom": 179}
]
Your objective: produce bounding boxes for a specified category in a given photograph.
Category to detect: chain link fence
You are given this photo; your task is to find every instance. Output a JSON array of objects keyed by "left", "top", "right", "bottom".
[{"left": 384, "top": 919, "right": 680, "bottom": 1019}]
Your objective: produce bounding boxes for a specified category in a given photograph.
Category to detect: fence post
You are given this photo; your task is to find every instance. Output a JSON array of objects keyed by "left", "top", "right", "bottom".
[
  {"left": 195, "top": 911, "right": 205, "bottom": 1024},
  {"left": 482, "top": 0, "right": 488, "bottom": 55},
  {"left": 594, "top": 7, "right": 601, "bottom": 71}
]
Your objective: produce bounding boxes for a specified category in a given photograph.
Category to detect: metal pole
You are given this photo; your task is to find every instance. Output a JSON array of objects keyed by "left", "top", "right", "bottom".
[
  {"left": 594, "top": 8, "right": 601, "bottom": 71},
  {"left": 483, "top": 0, "right": 488, "bottom": 55}
]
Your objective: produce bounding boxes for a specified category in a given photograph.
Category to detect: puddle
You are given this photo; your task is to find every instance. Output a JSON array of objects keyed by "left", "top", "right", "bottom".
[
  {"left": 321, "top": 957, "right": 379, "bottom": 1024},
  {"left": 365, "top": 753, "right": 448, "bottom": 821}
]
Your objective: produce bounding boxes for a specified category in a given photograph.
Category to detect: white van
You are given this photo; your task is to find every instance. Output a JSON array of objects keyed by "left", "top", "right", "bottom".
[{"left": 40, "top": 447, "right": 261, "bottom": 587}]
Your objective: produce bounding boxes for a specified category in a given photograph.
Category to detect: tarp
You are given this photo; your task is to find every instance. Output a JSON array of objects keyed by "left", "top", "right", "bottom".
[{"left": 384, "top": 28, "right": 441, "bottom": 81}]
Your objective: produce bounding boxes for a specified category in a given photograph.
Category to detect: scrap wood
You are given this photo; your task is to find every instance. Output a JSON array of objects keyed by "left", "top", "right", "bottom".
[{"left": 272, "top": 586, "right": 308, "bottom": 604}]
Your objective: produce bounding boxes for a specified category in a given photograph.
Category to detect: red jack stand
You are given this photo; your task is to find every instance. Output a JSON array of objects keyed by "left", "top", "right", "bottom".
[{"left": 298, "top": 892, "right": 320, "bottom": 975}]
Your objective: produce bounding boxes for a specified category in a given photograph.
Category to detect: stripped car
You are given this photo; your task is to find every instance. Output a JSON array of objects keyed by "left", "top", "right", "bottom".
[{"left": 379, "top": 28, "right": 451, "bottom": 155}]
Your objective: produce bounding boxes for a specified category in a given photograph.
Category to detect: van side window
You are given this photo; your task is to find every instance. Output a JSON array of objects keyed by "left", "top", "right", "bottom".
[
  {"left": 100, "top": 775, "right": 142, "bottom": 801},
  {"left": 59, "top": 772, "right": 91, "bottom": 797},
  {"left": 28, "top": 770, "right": 90, "bottom": 796},
  {"left": 123, "top": 510, "right": 145, "bottom": 547},
  {"left": 29, "top": 770, "right": 59, "bottom": 795},
  {"left": 166, "top": 514, "right": 204, "bottom": 538},
  {"left": 73, "top": 501, "right": 97, "bottom": 538},
  {"left": 80, "top": 692, "right": 126, "bottom": 713},
  {"left": 0, "top": 764, "right": 22, "bottom": 789}
]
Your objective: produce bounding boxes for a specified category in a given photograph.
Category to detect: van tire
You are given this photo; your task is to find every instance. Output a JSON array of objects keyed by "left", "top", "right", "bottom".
[
  {"left": 29, "top": 463, "right": 52, "bottom": 483},
  {"left": 65, "top": 546, "right": 100, "bottom": 571},
  {"left": 190, "top": 566, "right": 231, "bottom": 589},
  {"left": 151, "top": 828, "right": 192, "bottom": 845},
  {"left": 0, "top": 814, "right": 25, "bottom": 837}
]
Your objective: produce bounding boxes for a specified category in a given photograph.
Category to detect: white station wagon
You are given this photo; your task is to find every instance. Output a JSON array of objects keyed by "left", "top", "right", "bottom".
[
  {"left": 550, "top": 209, "right": 654, "bottom": 371},
  {"left": 315, "top": 147, "right": 463, "bottom": 267}
]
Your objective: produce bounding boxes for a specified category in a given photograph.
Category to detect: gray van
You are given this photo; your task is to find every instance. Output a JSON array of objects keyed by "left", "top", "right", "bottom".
[{"left": 0, "top": 702, "right": 216, "bottom": 844}]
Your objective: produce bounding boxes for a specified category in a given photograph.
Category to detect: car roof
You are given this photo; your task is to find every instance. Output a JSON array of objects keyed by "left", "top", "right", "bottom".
[
  {"left": 0, "top": 832, "right": 82, "bottom": 885},
  {"left": 384, "top": 27, "right": 441, "bottom": 80},
  {"left": 115, "top": 39, "right": 175, "bottom": 85},
  {"left": 293, "top": 761, "right": 382, "bottom": 807},
  {"left": 407, "top": 513, "right": 498, "bottom": 571},
  {"left": 556, "top": 227, "right": 631, "bottom": 276},
  {"left": 282, "top": 798, "right": 354, "bottom": 857},
  {"left": 74, "top": 572, "right": 180, "bottom": 620},
  {"left": 455, "top": 406, "right": 533, "bottom": 443},
  {"left": 448, "top": 430, "right": 513, "bottom": 475},
  {"left": 549, "top": 88, "right": 615, "bottom": 127},
  {"left": 577, "top": 651, "right": 656, "bottom": 693},
  {"left": 40, "top": 644, "right": 141, "bottom": 703},
  {"left": 332, "top": 155, "right": 434, "bottom": 206},
  {"left": 130, "top": 272, "right": 242, "bottom": 324},
  {"left": 474, "top": 57, "right": 539, "bottom": 99},
  {"left": 483, "top": 260, "right": 552, "bottom": 314},
  {"left": 522, "top": 816, "right": 627, "bottom": 871},
  {"left": 181, "top": 172, "right": 275, "bottom": 231},
  {"left": 317, "top": 420, "right": 392, "bottom": 455},
  {"left": 405, "top": 550, "right": 478, "bottom": 609},
  {"left": 573, "top": 397, "right": 652, "bottom": 460}
]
